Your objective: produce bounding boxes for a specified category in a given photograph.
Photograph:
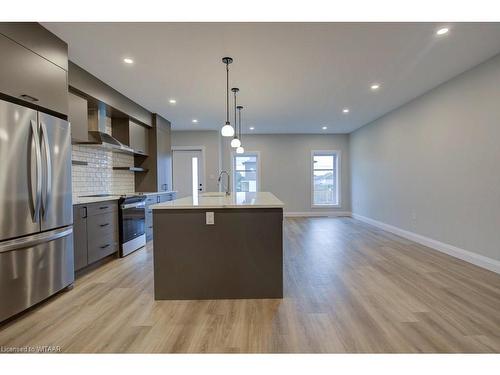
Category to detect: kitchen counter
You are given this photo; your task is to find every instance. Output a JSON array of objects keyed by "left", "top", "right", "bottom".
[
  {"left": 152, "top": 191, "right": 284, "bottom": 300},
  {"left": 72, "top": 196, "right": 122, "bottom": 205},
  {"left": 151, "top": 192, "right": 284, "bottom": 210},
  {"left": 135, "top": 191, "right": 177, "bottom": 196},
  {"left": 72, "top": 191, "right": 177, "bottom": 205}
]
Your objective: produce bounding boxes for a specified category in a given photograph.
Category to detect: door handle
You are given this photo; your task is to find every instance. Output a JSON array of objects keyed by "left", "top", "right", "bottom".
[
  {"left": 30, "top": 120, "right": 42, "bottom": 223},
  {"left": 100, "top": 244, "right": 111, "bottom": 249},
  {"left": 40, "top": 122, "right": 52, "bottom": 218},
  {"left": 99, "top": 223, "right": 110, "bottom": 227},
  {"left": 0, "top": 227, "right": 72, "bottom": 254}
]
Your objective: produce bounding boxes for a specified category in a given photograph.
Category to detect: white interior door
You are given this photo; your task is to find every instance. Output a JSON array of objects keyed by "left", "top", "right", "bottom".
[{"left": 172, "top": 150, "right": 205, "bottom": 198}]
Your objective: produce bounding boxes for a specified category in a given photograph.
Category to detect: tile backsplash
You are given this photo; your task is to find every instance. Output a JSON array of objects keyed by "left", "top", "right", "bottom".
[{"left": 71, "top": 117, "right": 135, "bottom": 197}]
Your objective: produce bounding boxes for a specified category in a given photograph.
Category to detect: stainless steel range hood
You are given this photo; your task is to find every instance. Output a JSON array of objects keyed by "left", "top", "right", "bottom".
[{"left": 75, "top": 103, "right": 134, "bottom": 154}]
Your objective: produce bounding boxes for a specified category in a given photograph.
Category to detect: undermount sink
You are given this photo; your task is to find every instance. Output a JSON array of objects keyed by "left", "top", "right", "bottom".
[{"left": 200, "top": 192, "right": 227, "bottom": 197}]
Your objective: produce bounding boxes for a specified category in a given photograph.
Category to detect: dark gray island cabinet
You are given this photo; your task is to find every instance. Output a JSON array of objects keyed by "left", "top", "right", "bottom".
[{"left": 152, "top": 192, "right": 284, "bottom": 300}]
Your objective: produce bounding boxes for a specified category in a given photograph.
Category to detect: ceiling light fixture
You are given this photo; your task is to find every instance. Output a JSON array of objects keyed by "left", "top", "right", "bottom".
[
  {"left": 371, "top": 84, "right": 380, "bottom": 90},
  {"left": 436, "top": 27, "right": 449, "bottom": 36},
  {"left": 236, "top": 105, "right": 245, "bottom": 154},
  {"left": 192, "top": 119, "right": 198, "bottom": 123},
  {"left": 322, "top": 126, "right": 328, "bottom": 130},
  {"left": 249, "top": 126, "right": 255, "bottom": 130},
  {"left": 123, "top": 58, "right": 134, "bottom": 64},
  {"left": 221, "top": 57, "right": 235, "bottom": 137},
  {"left": 169, "top": 99, "right": 177, "bottom": 104},
  {"left": 343, "top": 108, "right": 350, "bottom": 113},
  {"left": 231, "top": 88, "right": 241, "bottom": 148}
]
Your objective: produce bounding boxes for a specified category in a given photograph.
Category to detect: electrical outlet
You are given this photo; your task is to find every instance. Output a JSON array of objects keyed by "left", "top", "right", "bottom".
[{"left": 206, "top": 211, "right": 215, "bottom": 225}]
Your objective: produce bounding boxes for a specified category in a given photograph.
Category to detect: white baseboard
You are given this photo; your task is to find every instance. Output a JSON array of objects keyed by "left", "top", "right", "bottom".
[
  {"left": 352, "top": 213, "right": 500, "bottom": 275},
  {"left": 285, "top": 211, "right": 352, "bottom": 218}
]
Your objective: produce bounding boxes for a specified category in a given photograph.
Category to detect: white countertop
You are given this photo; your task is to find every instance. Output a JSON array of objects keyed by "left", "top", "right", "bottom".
[
  {"left": 72, "top": 195, "right": 122, "bottom": 205},
  {"left": 151, "top": 192, "right": 284, "bottom": 210},
  {"left": 72, "top": 191, "right": 177, "bottom": 205}
]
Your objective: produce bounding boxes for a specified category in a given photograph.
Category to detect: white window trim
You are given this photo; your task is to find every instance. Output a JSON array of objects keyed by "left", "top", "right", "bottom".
[
  {"left": 311, "top": 150, "right": 341, "bottom": 208},
  {"left": 231, "top": 150, "right": 261, "bottom": 193}
]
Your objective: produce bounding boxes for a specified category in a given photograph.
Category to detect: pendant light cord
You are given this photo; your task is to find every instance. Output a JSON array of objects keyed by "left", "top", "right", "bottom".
[
  {"left": 234, "top": 90, "right": 237, "bottom": 137},
  {"left": 226, "top": 62, "right": 229, "bottom": 124}
]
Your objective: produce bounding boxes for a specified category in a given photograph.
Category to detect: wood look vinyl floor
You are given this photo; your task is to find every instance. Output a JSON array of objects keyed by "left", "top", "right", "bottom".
[{"left": 1, "top": 217, "right": 499, "bottom": 353}]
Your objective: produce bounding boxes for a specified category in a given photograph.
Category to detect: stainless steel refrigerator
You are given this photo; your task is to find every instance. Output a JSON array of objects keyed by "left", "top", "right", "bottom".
[{"left": 0, "top": 98, "right": 74, "bottom": 322}]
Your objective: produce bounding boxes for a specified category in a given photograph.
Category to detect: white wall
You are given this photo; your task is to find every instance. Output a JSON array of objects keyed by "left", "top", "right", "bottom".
[
  {"left": 171, "top": 131, "right": 350, "bottom": 213},
  {"left": 221, "top": 134, "right": 351, "bottom": 214},
  {"left": 171, "top": 130, "right": 221, "bottom": 192},
  {"left": 350, "top": 54, "right": 500, "bottom": 263}
]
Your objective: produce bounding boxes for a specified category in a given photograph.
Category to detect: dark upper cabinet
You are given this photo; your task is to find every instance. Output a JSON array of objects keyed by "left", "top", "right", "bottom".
[
  {"left": 156, "top": 118, "right": 172, "bottom": 191},
  {"left": 129, "top": 121, "right": 149, "bottom": 155},
  {"left": 112, "top": 118, "right": 150, "bottom": 155},
  {"left": 0, "top": 28, "right": 68, "bottom": 116},
  {"left": 68, "top": 91, "right": 89, "bottom": 142},
  {"left": 135, "top": 114, "right": 172, "bottom": 192},
  {"left": 0, "top": 22, "right": 68, "bottom": 70}
]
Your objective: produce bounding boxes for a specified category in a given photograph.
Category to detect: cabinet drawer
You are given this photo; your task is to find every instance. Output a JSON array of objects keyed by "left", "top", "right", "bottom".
[
  {"left": 0, "top": 34, "right": 68, "bottom": 116},
  {"left": 87, "top": 212, "right": 117, "bottom": 238},
  {"left": 145, "top": 196, "right": 156, "bottom": 206},
  {"left": 88, "top": 231, "right": 118, "bottom": 264},
  {"left": 86, "top": 201, "right": 118, "bottom": 216}
]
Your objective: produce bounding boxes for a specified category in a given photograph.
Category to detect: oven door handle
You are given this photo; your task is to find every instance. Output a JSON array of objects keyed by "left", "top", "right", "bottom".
[{"left": 121, "top": 202, "right": 146, "bottom": 209}]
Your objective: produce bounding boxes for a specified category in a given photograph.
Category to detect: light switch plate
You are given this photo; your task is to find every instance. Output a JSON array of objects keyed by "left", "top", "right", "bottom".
[{"left": 206, "top": 211, "right": 215, "bottom": 225}]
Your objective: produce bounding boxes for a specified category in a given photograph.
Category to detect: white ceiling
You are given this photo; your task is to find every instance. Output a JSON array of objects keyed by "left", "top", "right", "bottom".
[{"left": 44, "top": 22, "right": 500, "bottom": 133}]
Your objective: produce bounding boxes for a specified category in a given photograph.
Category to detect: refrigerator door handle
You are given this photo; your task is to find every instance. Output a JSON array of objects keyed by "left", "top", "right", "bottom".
[
  {"left": 0, "top": 227, "right": 73, "bottom": 254},
  {"left": 40, "top": 121, "right": 52, "bottom": 218},
  {"left": 30, "top": 119, "right": 42, "bottom": 222}
]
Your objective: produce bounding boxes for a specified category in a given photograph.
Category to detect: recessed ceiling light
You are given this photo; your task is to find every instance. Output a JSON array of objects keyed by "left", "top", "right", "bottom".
[
  {"left": 123, "top": 58, "right": 134, "bottom": 64},
  {"left": 436, "top": 27, "right": 449, "bottom": 36},
  {"left": 322, "top": 126, "right": 328, "bottom": 130},
  {"left": 342, "top": 108, "right": 350, "bottom": 113},
  {"left": 169, "top": 99, "right": 177, "bottom": 104},
  {"left": 192, "top": 119, "right": 198, "bottom": 123},
  {"left": 249, "top": 126, "right": 255, "bottom": 130},
  {"left": 371, "top": 84, "right": 380, "bottom": 90}
]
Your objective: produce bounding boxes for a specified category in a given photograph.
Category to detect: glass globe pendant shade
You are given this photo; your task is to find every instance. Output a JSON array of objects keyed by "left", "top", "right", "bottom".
[
  {"left": 236, "top": 146, "right": 245, "bottom": 154},
  {"left": 221, "top": 123, "right": 235, "bottom": 137},
  {"left": 231, "top": 137, "right": 241, "bottom": 148}
]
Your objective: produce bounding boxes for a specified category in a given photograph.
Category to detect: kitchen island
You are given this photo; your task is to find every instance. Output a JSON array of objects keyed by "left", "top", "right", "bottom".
[{"left": 151, "top": 192, "right": 284, "bottom": 300}]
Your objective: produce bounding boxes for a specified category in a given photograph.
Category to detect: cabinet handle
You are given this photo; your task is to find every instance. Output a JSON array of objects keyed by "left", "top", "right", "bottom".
[
  {"left": 99, "top": 206, "right": 109, "bottom": 210},
  {"left": 100, "top": 244, "right": 111, "bottom": 249},
  {"left": 20, "top": 94, "right": 39, "bottom": 102},
  {"left": 148, "top": 225, "right": 153, "bottom": 228},
  {"left": 99, "top": 223, "right": 110, "bottom": 227}
]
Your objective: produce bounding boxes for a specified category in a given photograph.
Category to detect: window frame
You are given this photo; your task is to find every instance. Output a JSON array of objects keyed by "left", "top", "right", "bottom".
[
  {"left": 232, "top": 151, "right": 261, "bottom": 193},
  {"left": 311, "top": 150, "right": 341, "bottom": 208}
]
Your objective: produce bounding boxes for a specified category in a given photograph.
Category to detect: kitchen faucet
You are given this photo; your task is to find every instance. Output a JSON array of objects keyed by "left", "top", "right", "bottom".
[{"left": 218, "top": 171, "right": 231, "bottom": 196}]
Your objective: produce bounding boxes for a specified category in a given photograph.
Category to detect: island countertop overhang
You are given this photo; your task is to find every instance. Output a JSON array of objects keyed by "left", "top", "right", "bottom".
[{"left": 151, "top": 192, "right": 284, "bottom": 210}]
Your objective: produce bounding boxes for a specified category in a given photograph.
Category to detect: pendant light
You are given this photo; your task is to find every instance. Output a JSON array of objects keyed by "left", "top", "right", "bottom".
[
  {"left": 221, "top": 57, "right": 235, "bottom": 137},
  {"left": 236, "top": 105, "right": 245, "bottom": 154},
  {"left": 230, "top": 87, "right": 241, "bottom": 148}
]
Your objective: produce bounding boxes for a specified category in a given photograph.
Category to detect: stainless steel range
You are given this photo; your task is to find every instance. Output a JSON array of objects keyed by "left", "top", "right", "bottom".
[{"left": 118, "top": 195, "right": 147, "bottom": 257}]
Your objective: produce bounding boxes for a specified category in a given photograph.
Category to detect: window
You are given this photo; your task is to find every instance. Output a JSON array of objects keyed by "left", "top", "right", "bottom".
[
  {"left": 233, "top": 152, "right": 260, "bottom": 193},
  {"left": 311, "top": 151, "right": 340, "bottom": 207}
]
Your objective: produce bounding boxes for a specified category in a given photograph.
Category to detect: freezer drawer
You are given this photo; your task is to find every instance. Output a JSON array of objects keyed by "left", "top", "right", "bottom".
[{"left": 0, "top": 227, "right": 74, "bottom": 322}]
